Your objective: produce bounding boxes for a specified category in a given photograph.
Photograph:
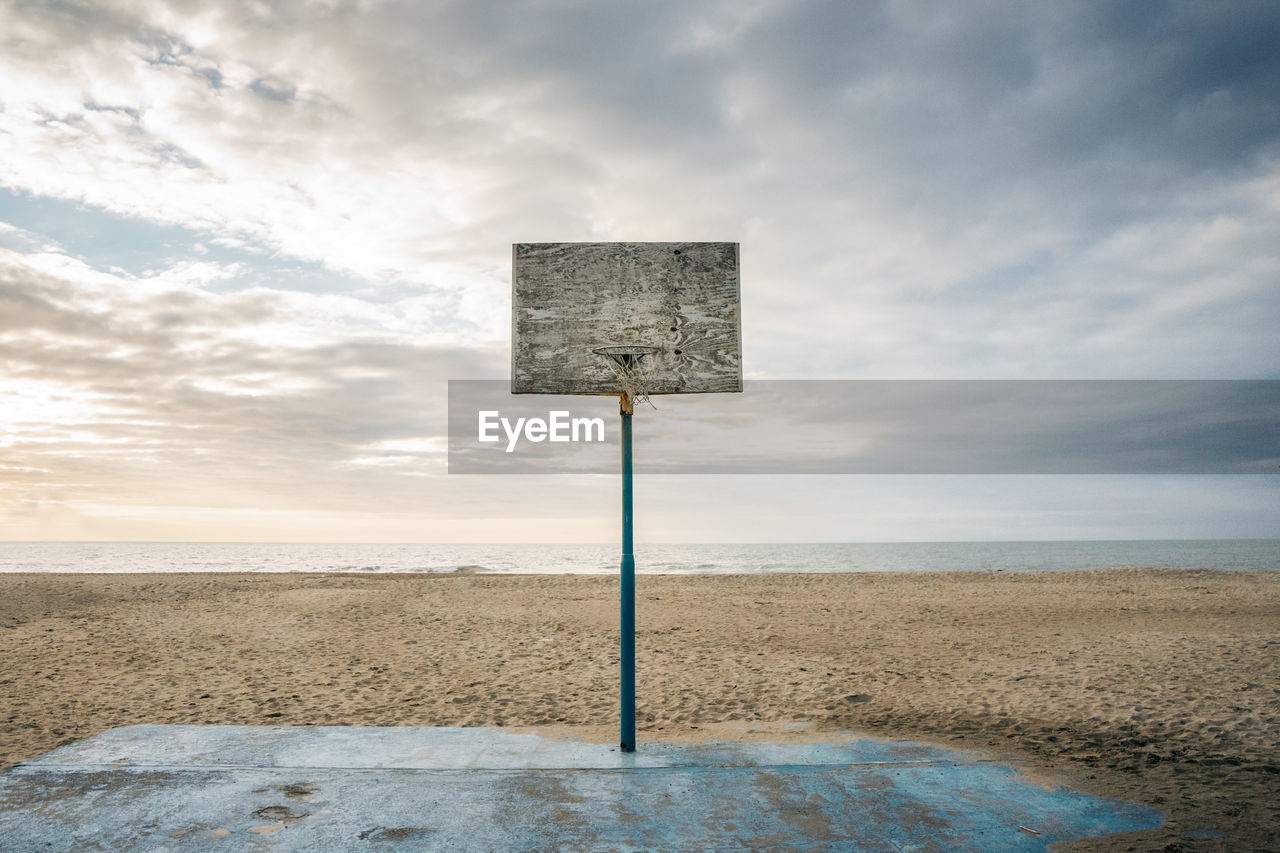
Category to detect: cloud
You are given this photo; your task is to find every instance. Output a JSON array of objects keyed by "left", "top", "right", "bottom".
[
  {"left": 0, "top": 246, "right": 514, "bottom": 523},
  {"left": 0, "top": 1, "right": 1277, "bottom": 540},
  {"left": 4, "top": 2, "right": 1273, "bottom": 373}
]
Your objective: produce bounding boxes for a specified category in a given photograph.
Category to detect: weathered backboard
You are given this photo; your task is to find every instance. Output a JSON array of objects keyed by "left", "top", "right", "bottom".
[{"left": 512, "top": 242, "right": 742, "bottom": 396}]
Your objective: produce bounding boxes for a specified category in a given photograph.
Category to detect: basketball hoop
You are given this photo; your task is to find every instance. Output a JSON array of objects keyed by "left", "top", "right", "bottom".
[
  {"left": 512, "top": 243, "right": 743, "bottom": 752},
  {"left": 593, "top": 345, "right": 660, "bottom": 411}
]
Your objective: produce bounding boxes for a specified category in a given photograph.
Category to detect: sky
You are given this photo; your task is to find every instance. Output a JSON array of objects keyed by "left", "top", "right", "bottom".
[{"left": 1, "top": 0, "right": 1278, "bottom": 543}]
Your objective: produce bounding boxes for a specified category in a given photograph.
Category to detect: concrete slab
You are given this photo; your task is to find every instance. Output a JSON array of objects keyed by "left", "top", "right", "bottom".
[{"left": 0, "top": 726, "right": 1161, "bottom": 851}]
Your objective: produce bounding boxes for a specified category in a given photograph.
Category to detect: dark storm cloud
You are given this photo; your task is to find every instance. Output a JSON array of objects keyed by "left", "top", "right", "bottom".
[
  {"left": 406, "top": 1, "right": 1280, "bottom": 202},
  {"left": 736, "top": 2, "right": 1280, "bottom": 174}
]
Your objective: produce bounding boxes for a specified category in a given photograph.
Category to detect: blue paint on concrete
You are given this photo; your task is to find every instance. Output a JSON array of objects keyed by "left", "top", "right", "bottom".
[{"left": 0, "top": 726, "right": 1162, "bottom": 851}]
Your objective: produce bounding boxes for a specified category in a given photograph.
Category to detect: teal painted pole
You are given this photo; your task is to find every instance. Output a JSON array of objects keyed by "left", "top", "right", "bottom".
[{"left": 620, "top": 401, "right": 636, "bottom": 752}]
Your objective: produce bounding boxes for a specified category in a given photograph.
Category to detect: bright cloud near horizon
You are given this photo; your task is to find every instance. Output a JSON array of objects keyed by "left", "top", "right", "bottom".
[{"left": 1, "top": 0, "right": 1278, "bottom": 543}]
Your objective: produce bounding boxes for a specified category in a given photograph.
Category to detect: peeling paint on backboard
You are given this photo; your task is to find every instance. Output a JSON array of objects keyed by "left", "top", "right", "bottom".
[{"left": 512, "top": 242, "right": 742, "bottom": 396}]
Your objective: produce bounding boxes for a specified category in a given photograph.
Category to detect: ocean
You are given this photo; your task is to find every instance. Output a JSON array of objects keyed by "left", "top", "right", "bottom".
[{"left": 0, "top": 540, "right": 1276, "bottom": 574}]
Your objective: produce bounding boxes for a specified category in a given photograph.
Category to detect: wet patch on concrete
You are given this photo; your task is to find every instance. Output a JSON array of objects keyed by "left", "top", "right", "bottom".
[
  {"left": 274, "top": 782, "right": 319, "bottom": 800},
  {"left": 358, "top": 826, "right": 435, "bottom": 842}
]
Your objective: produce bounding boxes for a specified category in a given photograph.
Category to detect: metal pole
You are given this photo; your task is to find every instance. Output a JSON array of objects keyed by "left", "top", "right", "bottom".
[{"left": 619, "top": 395, "right": 636, "bottom": 752}]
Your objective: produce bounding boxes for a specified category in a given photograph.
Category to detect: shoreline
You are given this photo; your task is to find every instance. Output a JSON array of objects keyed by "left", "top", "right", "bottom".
[
  {"left": 5, "top": 539, "right": 1278, "bottom": 577},
  {"left": 2, "top": 569, "right": 1277, "bottom": 851},
  {"left": 1, "top": 566, "right": 1277, "bottom": 578}
]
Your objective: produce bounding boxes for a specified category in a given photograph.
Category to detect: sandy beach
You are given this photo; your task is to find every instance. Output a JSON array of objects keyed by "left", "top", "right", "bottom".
[{"left": 1, "top": 568, "right": 1276, "bottom": 851}]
